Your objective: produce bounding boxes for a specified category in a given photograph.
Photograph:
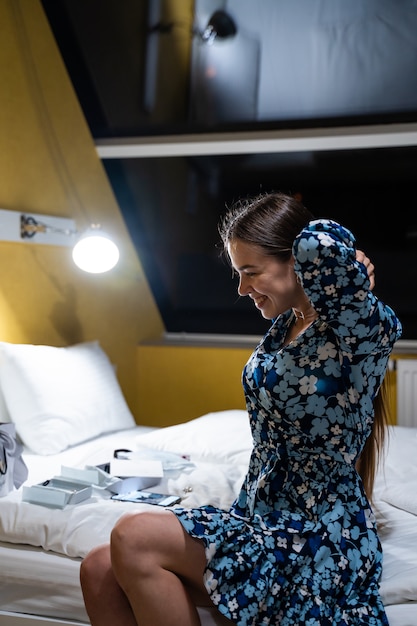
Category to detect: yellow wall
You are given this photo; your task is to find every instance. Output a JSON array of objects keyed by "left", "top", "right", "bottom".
[
  {"left": 137, "top": 342, "right": 252, "bottom": 426},
  {"left": 0, "top": 0, "right": 164, "bottom": 419}
]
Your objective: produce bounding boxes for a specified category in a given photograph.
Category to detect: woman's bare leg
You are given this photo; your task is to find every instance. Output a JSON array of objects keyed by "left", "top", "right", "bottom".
[
  {"left": 80, "top": 542, "right": 137, "bottom": 626},
  {"left": 111, "top": 509, "right": 210, "bottom": 625},
  {"left": 80, "top": 508, "right": 212, "bottom": 626}
]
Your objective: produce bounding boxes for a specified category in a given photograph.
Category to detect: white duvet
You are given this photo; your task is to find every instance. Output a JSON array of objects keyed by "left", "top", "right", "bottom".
[
  {"left": 1, "top": 413, "right": 417, "bottom": 610},
  {"left": 0, "top": 417, "right": 248, "bottom": 559}
]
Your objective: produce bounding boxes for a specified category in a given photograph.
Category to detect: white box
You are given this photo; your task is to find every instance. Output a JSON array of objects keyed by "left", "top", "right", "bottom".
[
  {"left": 22, "top": 477, "right": 92, "bottom": 509},
  {"left": 95, "top": 461, "right": 162, "bottom": 495}
]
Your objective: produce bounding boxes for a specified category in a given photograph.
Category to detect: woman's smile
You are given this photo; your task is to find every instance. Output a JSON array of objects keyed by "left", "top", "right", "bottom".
[
  {"left": 252, "top": 294, "right": 268, "bottom": 309},
  {"left": 227, "top": 238, "right": 299, "bottom": 320}
]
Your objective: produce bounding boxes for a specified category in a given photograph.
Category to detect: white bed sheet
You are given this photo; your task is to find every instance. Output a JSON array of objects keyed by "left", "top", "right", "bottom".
[
  {"left": 385, "top": 603, "right": 417, "bottom": 626},
  {"left": 1, "top": 420, "right": 417, "bottom": 626},
  {"left": 0, "top": 541, "right": 86, "bottom": 622}
]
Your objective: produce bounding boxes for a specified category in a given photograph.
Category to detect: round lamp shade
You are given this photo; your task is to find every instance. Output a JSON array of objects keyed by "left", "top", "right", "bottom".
[{"left": 72, "top": 228, "right": 119, "bottom": 273}]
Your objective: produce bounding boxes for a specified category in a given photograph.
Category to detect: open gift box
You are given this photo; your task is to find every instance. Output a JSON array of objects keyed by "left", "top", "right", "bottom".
[{"left": 22, "top": 467, "right": 94, "bottom": 508}]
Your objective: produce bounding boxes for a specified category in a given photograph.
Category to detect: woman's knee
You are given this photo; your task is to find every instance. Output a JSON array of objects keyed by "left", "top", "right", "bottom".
[
  {"left": 110, "top": 512, "right": 159, "bottom": 572},
  {"left": 111, "top": 510, "right": 182, "bottom": 583},
  {"left": 80, "top": 543, "right": 111, "bottom": 592},
  {"left": 111, "top": 512, "right": 146, "bottom": 552}
]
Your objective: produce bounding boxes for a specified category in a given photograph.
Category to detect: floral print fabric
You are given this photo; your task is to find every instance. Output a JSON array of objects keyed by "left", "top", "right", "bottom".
[{"left": 174, "top": 220, "right": 402, "bottom": 625}]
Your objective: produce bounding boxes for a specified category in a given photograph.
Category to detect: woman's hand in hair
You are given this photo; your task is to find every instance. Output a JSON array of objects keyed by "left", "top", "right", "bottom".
[{"left": 356, "top": 249, "right": 375, "bottom": 291}]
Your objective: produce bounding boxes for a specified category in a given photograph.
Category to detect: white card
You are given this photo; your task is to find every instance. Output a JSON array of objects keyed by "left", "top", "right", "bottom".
[{"left": 110, "top": 458, "right": 163, "bottom": 478}]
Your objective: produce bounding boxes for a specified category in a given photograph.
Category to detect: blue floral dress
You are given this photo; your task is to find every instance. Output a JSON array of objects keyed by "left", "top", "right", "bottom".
[{"left": 173, "top": 220, "right": 402, "bottom": 625}]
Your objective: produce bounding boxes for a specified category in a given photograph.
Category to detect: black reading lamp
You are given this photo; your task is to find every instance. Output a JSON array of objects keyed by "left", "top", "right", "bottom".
[{"left": 202, "top": 10, "right": 237, "bottom": 44}]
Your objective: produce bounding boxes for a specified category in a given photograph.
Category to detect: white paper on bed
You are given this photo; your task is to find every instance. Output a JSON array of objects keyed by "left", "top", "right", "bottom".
[{"left": 109, "top": 458, "right": 163, "bottom": 478}]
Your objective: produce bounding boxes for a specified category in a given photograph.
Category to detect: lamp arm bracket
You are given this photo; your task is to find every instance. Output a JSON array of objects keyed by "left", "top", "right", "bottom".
[{"left": 20, "top": 214, "right": 77, "bottom": 239}]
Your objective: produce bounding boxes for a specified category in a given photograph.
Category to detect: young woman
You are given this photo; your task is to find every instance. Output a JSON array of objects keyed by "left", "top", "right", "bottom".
[{"left": 80, "top": 191, "right": 401, "bottom": 626}]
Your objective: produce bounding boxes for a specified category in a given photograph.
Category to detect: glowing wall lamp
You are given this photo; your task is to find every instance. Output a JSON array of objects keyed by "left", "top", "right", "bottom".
[
  {"left": 72, "top": 225, "right": 119, "bottom": 274},
  {"left": 0, "top": 209, "right": 119, "bottom": 273}
]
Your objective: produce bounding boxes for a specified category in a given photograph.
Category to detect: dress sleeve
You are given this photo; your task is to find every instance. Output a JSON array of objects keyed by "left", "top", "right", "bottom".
[{"left": 292, "top": 219, "right": 402, "bottom": 355}]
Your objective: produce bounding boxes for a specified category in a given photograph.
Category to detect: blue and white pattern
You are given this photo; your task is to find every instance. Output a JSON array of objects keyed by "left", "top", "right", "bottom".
[{"left": 174, "top": 220, "right": 402, "bottom": 625}]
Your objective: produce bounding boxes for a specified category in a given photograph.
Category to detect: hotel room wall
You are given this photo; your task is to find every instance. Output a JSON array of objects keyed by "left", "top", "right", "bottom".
[
  {"left": 0, "top": 0, "right": 164, "bottom": 420},
  {"left": 137, "top": 343, "right": 251, "bottom": 426},
  {"left": 0, "top": 0, "right": 410, "bottom": 429}
]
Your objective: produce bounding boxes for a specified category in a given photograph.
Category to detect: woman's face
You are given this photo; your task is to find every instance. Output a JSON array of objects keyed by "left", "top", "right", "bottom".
[{"left": 227, "top": 238, "right": 300, "bottom": 320}]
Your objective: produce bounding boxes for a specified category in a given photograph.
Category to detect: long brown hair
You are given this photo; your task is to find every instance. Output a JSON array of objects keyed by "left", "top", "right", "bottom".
[{"left": 357, "top": 375, "right": 391, "bottom": 502}]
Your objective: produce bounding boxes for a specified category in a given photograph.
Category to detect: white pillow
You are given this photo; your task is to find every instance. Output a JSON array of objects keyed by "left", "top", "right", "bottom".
[
  {"left": 135, "top": 410, "right": 253, "bottom": 466},
  {"left": 0, "top": 341, "right": 135, "bottom": 455}
]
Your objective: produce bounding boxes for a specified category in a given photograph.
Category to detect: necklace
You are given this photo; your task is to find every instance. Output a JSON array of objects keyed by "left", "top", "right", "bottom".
[{"left": 292, "top": 307, "right": 317, "bottom": 325}]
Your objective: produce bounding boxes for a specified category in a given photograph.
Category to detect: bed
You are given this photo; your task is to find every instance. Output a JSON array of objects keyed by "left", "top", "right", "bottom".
[{"left": 0, "top": 340, "right": 417, "bottom": 626}]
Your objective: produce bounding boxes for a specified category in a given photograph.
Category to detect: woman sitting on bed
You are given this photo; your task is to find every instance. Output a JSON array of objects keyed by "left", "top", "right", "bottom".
[{"left": 80, "top": 191, "right": 402, "bottom": 626}]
